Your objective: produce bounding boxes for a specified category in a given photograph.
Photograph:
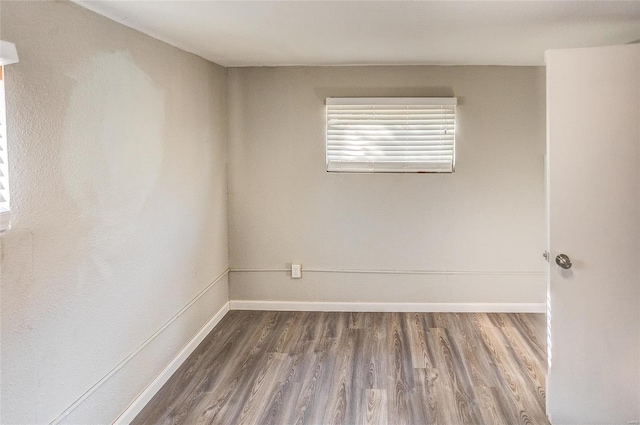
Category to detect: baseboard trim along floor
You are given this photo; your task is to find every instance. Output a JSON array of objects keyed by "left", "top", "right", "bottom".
[
  {"left": 113, "top": 301, "right": 231, "bottom": 425},
  {"left": 228, "top": 300, "right": 547, "bottom": 313}
]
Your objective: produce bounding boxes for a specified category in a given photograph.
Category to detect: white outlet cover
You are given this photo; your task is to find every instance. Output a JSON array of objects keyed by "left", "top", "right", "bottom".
[{"left": 291, "top": 264, "right": 302, "bottom": 278}]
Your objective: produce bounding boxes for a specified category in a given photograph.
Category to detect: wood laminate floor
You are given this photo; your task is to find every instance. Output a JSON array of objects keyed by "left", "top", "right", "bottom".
[{"left": 132, "top": 311, "right": 549, "bottom": 425}]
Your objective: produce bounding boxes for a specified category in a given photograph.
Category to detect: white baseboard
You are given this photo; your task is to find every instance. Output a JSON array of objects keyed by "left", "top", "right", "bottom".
[
  {"left": 229, "top": 300, "right": 546, "bottom": 313},
  {"left": 112, "top": 301, "right": 230, "bottom": 425}
]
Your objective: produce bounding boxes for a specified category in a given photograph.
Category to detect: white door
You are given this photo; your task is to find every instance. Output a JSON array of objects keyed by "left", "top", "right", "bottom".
[{"left": 546, "top": 44, "right": 640, "bottom": 425}]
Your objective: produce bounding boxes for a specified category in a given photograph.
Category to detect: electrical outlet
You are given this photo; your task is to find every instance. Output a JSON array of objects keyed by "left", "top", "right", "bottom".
[{"left": 291, "top": 264, "right": 302, "bottom": 279}]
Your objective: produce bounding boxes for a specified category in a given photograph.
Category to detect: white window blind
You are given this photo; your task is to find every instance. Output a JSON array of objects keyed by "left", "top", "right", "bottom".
[
  {"left": 0, "top": 41, "right": 18, "bottom": 234},
  {"left": 326, "top": 97, "right": 456, "bottom": 173},
  {"left": 0, "top": 71, "right": 10, "bottom": 232}
]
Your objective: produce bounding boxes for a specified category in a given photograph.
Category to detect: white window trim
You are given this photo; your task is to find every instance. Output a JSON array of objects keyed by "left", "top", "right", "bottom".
[
  {"left": 326, "top": 97, "right": 457, "bottom": 173},
  {"left": 0, "top": 40, "right": 19, "bottom": 234},
  {"left": 0, "top": 41, "right": 19, "bottom": 66}
]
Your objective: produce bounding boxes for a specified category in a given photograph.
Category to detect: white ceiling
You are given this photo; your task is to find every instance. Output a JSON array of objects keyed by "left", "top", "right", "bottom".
[{"left": 74, "top": 1, "right": 640, "bottom": 67}]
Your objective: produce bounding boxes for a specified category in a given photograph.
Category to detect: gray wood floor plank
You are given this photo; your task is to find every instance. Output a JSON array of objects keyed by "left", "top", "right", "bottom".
[
  {"left": 362, "top": 389, "right": 387, "bottom": 425},
  {"left": 132, "top": 312, "right": 550, "bottom": 425}
]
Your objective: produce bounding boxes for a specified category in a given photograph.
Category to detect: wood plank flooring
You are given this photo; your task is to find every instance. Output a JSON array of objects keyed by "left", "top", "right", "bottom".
[{"left": 132, "top": 311, "right": 549, "bottom": 425}]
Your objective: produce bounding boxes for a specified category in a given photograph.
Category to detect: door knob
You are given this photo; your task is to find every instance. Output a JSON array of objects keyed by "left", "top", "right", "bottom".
[{"left": 555, "top": 254, "right": 572, "bottom": 269}]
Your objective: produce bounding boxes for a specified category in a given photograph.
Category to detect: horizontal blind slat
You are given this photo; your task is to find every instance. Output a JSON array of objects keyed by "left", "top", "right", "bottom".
[
  {"left": 328, "top": 147, "right": 454, "bottom": 152},
  {"left": 328, "top": 132, "right": 453, "bottom": 137},
  {"left": 327, "top": 161, "right": 453, "bottom": 173},
  {"left": 327, "top": 105, "right": 455, "bottom": 109},
  {"left": 328, "top": 138, "right": 454, "bottom": 144},
  {"left": 328, "top": 123, "right": 454, "bottom": 128},
  {"left": 329, "top": 154, "right": 453, "bottom": 158},
  {"left": 328, "top": 112, "right": 454, "bottom": 115},
  {"left": 328, "top": 147, "right": 453, "bottom": 152},
  {"left": 328, "top": 115, "right": 454, "bottom": 118},
  {"left": 329, "top": 142, "right": 454, "bottom": 147}
]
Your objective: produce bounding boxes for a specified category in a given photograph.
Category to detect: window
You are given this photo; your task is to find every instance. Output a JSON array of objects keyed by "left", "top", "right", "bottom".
[
  {"left": 0, "top": 67, "right": 8, "bottom": 232},
  {"left": 1, "top": 40, "right": 19, "bottom": 234},
  {"left": 326, "top": 97, "right": 456, "bottom": 173}
]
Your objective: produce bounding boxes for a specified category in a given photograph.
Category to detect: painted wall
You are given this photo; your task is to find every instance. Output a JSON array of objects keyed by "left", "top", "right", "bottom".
[
  {"left": 0, "top": 3, "right": 549, "bottom": 421},
  {"left": 0, "top": 2, "right": 229, "bottom": 424},
  {"left": 228, "top": 66, "right": 547, "bottom": 305}
]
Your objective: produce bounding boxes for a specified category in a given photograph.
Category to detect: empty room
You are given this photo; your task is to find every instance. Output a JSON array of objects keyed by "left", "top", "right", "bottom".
[{"left": 1, "top": 1, "right": 639, "bottom": 424}]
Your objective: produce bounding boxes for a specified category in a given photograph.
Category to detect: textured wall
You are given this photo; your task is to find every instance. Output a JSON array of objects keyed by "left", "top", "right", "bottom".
[
  {"left": 227, "top": 66, "right": 547, "bottom": 305},
  {"left": 0, "top": 2, "right": 228, "bottom": 424}
]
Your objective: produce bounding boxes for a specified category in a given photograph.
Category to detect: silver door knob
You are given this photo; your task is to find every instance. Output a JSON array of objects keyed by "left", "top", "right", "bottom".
[{"left": 555, "top": 254, "right": 572, "bottom": 269}]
